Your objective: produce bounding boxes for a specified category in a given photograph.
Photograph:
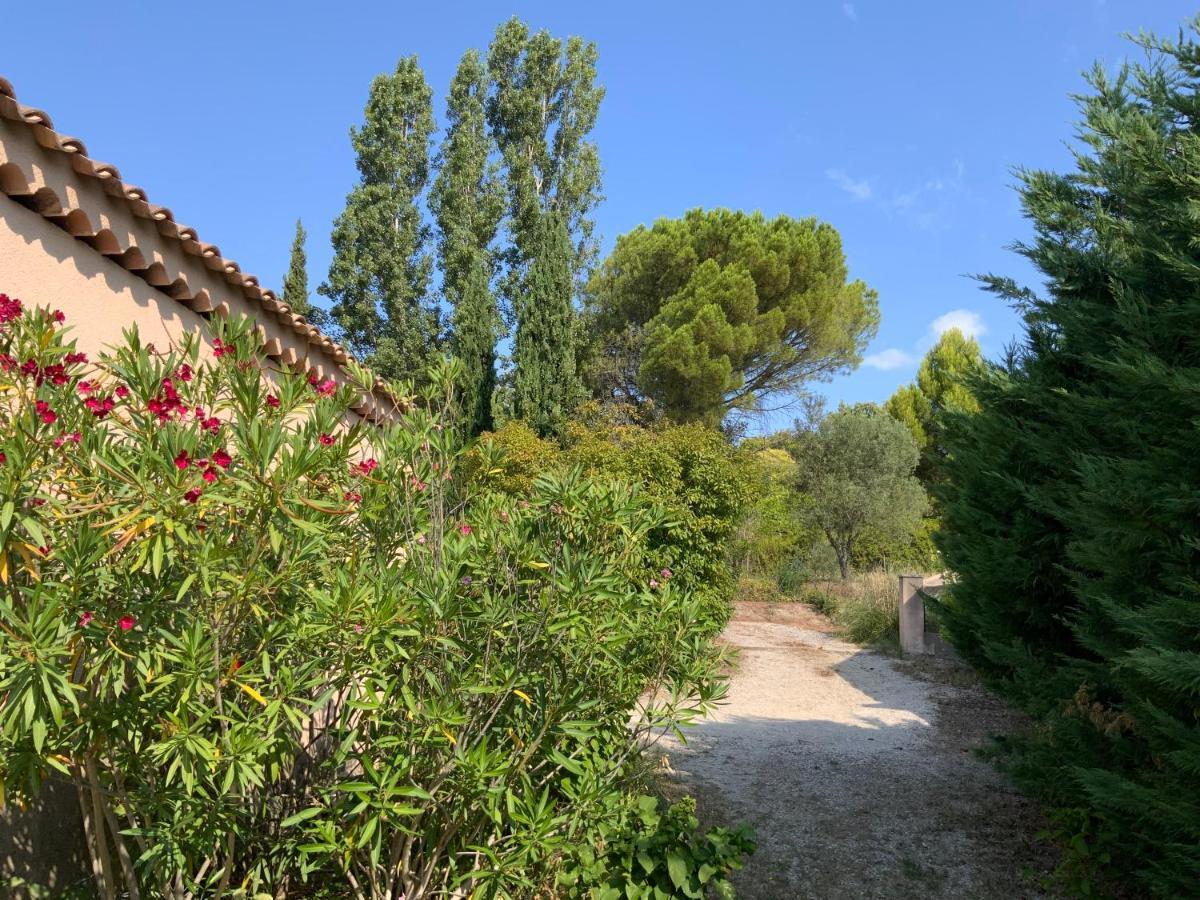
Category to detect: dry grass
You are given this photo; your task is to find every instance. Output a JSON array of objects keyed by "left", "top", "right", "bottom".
[{"left": 799, "top": 571, "right": 899, "bottom": 648}]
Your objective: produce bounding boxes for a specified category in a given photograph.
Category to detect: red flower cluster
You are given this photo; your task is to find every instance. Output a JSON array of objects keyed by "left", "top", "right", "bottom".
[
  {"left": 118, "top": 615, "right": 135, "bottom": 631},
  {"left": 344, "top": 491, "right": 362, "bottom": 504},
  {"left": 308, "top": 373, "right": 337, "bottom": 396},
  {"left": 34, "top": 400, "right": 56, "bottom": 425},
  {"left": 266, "top": 394, "right": 280, "bottom": 409},
  {"left": 52, "top": 431, "right": 82, "bottom": 448},
  {"left": 319, "top": 433, "right": 335, "bottom": 446},
  {"left": 175, "top": 364, "right": 193, "bottom": 382},
  {"left": 84, "top": 394, "right": 115, "bottom": 418},
  {"left": 212, "top": 338, "right": 234, "bottom": 359},
  {"left": 147, "top": 376, "right": 187, "bottom": 422},
  {"left": 0, "top": 294, "right": 22, "bottom": 324},
  {"left": 176, "top": 447, "right": 232, "bottom": 498},
  {"left": 352, "top": 458, "right": 378, "bottom": 477}
]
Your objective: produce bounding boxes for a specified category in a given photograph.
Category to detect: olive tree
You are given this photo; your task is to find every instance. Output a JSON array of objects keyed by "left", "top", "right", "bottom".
[{"left": 790, "top": 404, "right": 926, "bottom": 579}]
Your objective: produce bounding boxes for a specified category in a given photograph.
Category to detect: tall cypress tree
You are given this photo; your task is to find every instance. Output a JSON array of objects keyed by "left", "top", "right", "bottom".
[
  {"left": 486, "top": 18, "right": 603, "bottom": 434},
  {"left": 938, "top": 27, "right": 1200, "bottom": 894},
  {"left": 430, "top": 50, "right": 504, "bottom": 437},
  {"left": 320, "top": 56, "right": 436, "bottom": 383},
  {"left": 512, "top": 212, "right": 578, "bottom": 435},
  {"left": 281, "top": 218, "right": 316, "bottom": 319}
]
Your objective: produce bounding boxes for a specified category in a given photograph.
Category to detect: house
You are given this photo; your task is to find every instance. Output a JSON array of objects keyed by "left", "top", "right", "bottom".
[{"left": 0, "top": 75, "right": 393, "bottom": 422}]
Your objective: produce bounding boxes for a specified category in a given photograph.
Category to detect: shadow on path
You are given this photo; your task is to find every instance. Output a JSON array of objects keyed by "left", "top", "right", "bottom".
[{"left": 659, "top": 602, "right": 1054, "bottom": 899}]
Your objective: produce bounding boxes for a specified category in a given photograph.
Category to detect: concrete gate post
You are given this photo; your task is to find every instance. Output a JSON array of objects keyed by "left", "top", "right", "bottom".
[{"left": 898, "top": 575, "right": 926, "bottom": 656}]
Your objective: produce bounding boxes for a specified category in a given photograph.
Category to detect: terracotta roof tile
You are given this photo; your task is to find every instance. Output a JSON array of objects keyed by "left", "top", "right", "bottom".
[{"left": 0, "top": 75, "right": 398, "bottom": 414}]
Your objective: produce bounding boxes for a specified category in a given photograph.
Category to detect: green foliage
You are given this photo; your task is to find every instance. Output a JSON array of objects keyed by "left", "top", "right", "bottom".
[
  {"left": 469, "top": 417, "right": 755, "bottom": 631},
  {"left": 512, "top": 212, "right": 582, "bottom": 436},
  {"left": 486, "top": 19, "right": 603, "bottom": 437},
  {"left": 0, "top": 301, "right": 734, "bottom": 897},
  {"left": 884, "top": 327, "right": 983, "bottom": 486},
  {"left": 281, "top": 218, "right": 316, "bottom": 321},
  {"left": 460, "top": 419, "right": 559, "bottom": 496},
  {"left": 560, "top": 795, "right": 755, "bottom": 899},
  {"left": 731, "top": 448, "right": 810, "bottom": 580},
  {"left": 583, "top": 209, "right": 879, "bottom": 425},
  {"left": 320, "top": 56, "right": 438, "bottom": 383},
  {"left": 937, "top": 25, "right": 1200, "bottom": 895},
  {"left": 431, "top": 49, "right": 505, "bottom": 439},
  {"left": 789, "top": 405, "right": 926, "bottom": 580}
]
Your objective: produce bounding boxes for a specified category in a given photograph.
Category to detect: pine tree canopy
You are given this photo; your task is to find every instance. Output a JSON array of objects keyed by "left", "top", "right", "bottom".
[
  {"left": 431, "top": 50, "right": 504, "bottom": 437},
  {"left": 319, "top": 55, "right": 437, "bottom": 384},
  {"left": 937, "top": 25, "right": 1200, "bottom": 894},
  {"left": 583, "top": 208, "right": 879, "bottom": 426}
]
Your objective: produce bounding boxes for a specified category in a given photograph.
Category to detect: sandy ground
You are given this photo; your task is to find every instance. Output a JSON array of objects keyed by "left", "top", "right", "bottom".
[{"left": 659, "top": 602, "right": 1056, "bottom": 899}]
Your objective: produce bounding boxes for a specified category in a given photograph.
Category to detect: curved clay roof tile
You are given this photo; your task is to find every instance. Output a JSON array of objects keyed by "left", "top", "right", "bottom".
[{"left": 0, "top": 72, "right": 395, "bottom": 418}]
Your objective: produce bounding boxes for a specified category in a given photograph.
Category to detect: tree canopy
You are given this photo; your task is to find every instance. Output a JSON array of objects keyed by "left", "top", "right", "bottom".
[
  {"left": 281, "top": 218, "right": 314, "bottom": 320},
  {"left": 320, "top": 55, "right": 437, "bottom": 383},
  {"left": 430, "top": 49, "right": 505, "bottom": 437},
  {"left": 583, "top": 208, "right": 879, "bottom": 426},
  {"left": 789, "top": 405, "right": 925, "bottom": 579},
  {"left": 486, "top": 18, "right": 603, "bottom": 434},
  {"left": 885, "top": 327, "right": 983, "bottom": 484},
  {"left": 937, "top": 28, "right": 1200, "bottom": 894}
]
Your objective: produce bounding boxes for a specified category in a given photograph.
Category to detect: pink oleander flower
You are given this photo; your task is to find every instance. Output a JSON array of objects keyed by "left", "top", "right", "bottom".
[
  {"left": 353, "top": 623, "right": 364, "bottom": 634},
  {"left": 184, "top": 487, "right": 202, "bottom": 504},
  {"left": 78, "top": 380, "right": 95, "bottom": 395},
  {"left": 315, "top": 378, "right": 337, "bottom": 397},
  {"left": 175, "top": 364, "right": 193, "bottom": 382},
  {"left": 352, "top": 458, "right": 379, "bottom": 476},
  {"left": 52, "top": 310, "right": 65, "bottom": 324},
  {"left": 79, "top": 611, "right": 93, "bottom": 628},
  {"left": 649, "top": 579, "right": 659, "bottom": 589},
  {"left": 211, "top": 449, "right": 231, "bottom": 469},
  {"left": 212, "top": 338, "right": 233, "bottom": 358},
  {"left": 458, "top": 523, "right": 472, "bottom": 536},
  {"left": 201, "top": 467, "right": 218, "bottom": 484},
  {"left": 64, "top": 351, "right": 87, "bottom": 366},
  {"left": 319, "top": 433, "right": 335, "bottom": 446},
  {"left": 174, "top": 450, "right": 191, "bottom": 470},
  {"left": 34, "top": 400, "right": 56, "bottom": 425},
  {"left": 660, "top": 568, "right": 673, "bottom": 580},
  {"left": 0, "top": 294, "right": 23, "bottom": 324},
  {"left": 118, "top": 615, "right": 135, "bottom": 631},
  {"left": 115, "top": 385, "right": 130, "bottom": 399},
  {"left": 266, "top": 394, "right": 280, "bottom": 409},
  {"left": 344, "top": 491, "right": 362, "bottom": 504}
]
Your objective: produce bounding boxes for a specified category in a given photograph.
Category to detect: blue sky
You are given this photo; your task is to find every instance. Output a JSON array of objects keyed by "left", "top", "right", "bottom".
[{"left": 4, "top": 1, "right": 1197, "bottom": 432}]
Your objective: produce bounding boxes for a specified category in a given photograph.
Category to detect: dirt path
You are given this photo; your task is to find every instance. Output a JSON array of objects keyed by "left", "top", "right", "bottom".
[{"left": 659, "top": 602, "right": 1055, "bottom": 899}]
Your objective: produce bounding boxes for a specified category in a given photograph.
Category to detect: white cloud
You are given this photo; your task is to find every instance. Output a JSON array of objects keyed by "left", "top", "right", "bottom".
[
  {"left": 930, "top": 309, "right": 986, "bottom": 339},
  {"left": 863, "top": 348, "right": 915, "bottom": 370},
  {"left": 826, "top": 168, "right": 872, "bottom": 201},
  {"left": 842, "top": 2, "right": 858, "bottom": 21}
]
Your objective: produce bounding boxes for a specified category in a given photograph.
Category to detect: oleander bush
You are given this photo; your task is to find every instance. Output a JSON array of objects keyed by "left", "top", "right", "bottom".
[{"left": 0, "top": 299, "right": 746, "bottom": 898}]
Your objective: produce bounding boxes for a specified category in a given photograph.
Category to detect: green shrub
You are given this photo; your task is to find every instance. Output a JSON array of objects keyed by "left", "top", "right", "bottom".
[
  {"left": 798, "top": 573, "right": 898, "bottom": 647},
  {"left": 561, "top": 795, "right": 755, "bottom": 899},
  {"left": 0, "top": 302, "right": 742, "bottom": 897}
]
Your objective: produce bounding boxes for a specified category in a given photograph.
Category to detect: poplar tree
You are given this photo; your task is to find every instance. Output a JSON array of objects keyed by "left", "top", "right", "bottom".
[
  {"left": 320, "top": 56, "right": 436, "bottom": 383},
  {"left": 281, "top": 218, "right": 317, "bottom": 321},
  {"left": 486, "top": 18, "right": 604, "bottom": 434},
  {"left": 430, "top": 50, "right": 504, "bottom": 437}
]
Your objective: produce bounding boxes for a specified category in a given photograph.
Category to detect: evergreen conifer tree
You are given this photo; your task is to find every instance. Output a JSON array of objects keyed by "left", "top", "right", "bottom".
[
  {"left": 430, "top": 50, "right": 504, "bottom": 437},
  {"left": 511, "top": 212, "right": 579, "bottom": 434},
  {"left": 938, "top": 26, "right": 1200, "bottom": 893},
  {"left": 282, "top": 218, "right": 319, "bottom": 322},
  {"left": 486, "top": 18, "right": 603, "bottom": 434},
  {"left": 320, "top": 56, "right": 436, "bottom": 383}
]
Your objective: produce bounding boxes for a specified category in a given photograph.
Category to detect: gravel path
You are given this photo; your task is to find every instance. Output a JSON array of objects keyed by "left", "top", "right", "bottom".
[{"left": 659, "top": 602, "right": 1055, "bottom": 899}]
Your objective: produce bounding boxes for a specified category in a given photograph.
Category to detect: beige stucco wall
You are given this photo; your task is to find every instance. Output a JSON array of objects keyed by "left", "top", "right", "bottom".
[
  {"left": 1, "top": 193, "right": 234, "bottom": 366},
  {"left": 0, "top": 114, "right": 392, "bottom": 421}
]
